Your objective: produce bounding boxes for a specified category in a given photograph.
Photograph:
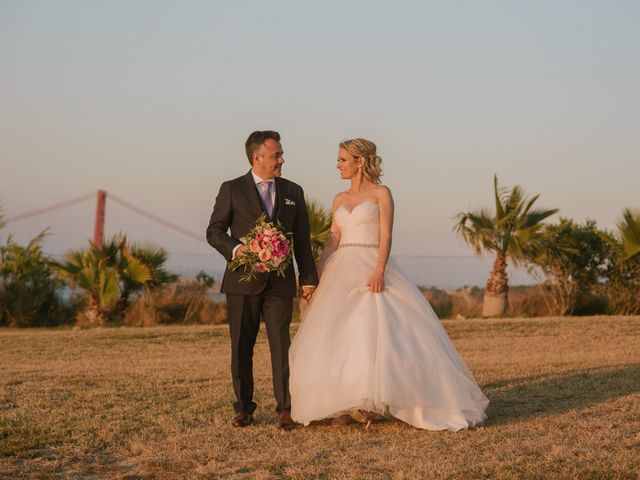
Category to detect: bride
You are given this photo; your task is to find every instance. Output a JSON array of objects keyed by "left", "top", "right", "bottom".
[{"left": 289, "top": 138, "right": 489, "bottom": 431}]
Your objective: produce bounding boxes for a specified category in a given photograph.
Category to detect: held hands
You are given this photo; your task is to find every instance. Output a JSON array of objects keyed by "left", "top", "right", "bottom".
[
  {"left": 300, "top": 286, "right": 316, "bottom": 301},
  {"left": 367, "top": 268, "right": 385, "bottom": 293}
]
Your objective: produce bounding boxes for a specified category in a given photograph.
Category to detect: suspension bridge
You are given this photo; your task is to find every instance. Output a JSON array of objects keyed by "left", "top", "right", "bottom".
[
  {"left": 3, "top": 190, "right": 225, "bottom": 281},
  {"left": 2, "top": 191, "right": 535, "bottom": 288}
]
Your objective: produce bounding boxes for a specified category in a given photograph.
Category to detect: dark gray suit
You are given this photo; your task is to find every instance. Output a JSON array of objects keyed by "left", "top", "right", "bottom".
[{"left": 206, "top": 170, "right": 318, "bottom": 413}]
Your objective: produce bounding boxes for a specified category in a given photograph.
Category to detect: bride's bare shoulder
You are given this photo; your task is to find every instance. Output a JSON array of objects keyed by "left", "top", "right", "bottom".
[
  {"left": 332, "top": 191, "right": 349, "bottom": 207},
  {"left": 372, "top": 184, "right": 393, "bottom": 200}
]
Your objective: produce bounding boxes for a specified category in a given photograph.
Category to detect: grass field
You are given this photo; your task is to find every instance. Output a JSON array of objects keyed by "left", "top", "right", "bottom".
[{"left": 1, "top": 316, "right": 639, "bottom": 479}]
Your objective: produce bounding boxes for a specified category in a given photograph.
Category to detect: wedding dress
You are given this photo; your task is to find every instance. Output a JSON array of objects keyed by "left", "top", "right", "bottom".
[{"left": 289, "top": 202, "right": 489, "bottom": 431}]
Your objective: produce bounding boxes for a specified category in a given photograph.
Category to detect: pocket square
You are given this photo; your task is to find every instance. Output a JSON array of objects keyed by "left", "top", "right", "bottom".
[{"left": 284, "top": 198, "right": 296, "bottom": 206}]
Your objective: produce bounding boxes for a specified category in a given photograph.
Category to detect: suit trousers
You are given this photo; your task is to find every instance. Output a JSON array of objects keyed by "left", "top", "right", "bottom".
[{"left": 226, "top": 279, "right": 294, "bottom": 414}]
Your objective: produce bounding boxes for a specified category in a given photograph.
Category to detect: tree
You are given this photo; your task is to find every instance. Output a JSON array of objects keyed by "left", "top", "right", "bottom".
[
  {"left": 454, "top": 175, "right": 558, "bottom": 317},
  {"left": 54, "top": 235, "right": 176, "bottom": 326},
  {"left": 0, "top": 229, "right": 67, "bottom": 327},
  {"left": 306, "top": 198, "right": 332, "bottom": 261},
  {"left": 527, "top": 219, "right": 610, "bottom": 315},
  {"left": 605, "top": 208, "right": 640, "bottom": 315}
]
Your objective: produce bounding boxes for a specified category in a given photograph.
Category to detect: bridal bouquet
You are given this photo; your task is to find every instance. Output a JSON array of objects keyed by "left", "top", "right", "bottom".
[{"left": 228, "top": 214, "right": 293, "bottom": 282}]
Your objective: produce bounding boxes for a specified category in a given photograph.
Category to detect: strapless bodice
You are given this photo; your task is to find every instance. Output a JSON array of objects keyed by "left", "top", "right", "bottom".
[{"left": 334, "top": 202, "right": 380, "bottom": 245}]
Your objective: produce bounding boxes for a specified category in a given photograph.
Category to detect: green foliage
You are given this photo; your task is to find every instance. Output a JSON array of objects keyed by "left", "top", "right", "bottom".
[
  {"left": 0, "top": 230, "right": 71, "bottom": 327},
  {"left": 306, "top": 197, "right": 332, "bottom": 261},
  {"left": 604, "top": 208, "right": 640, "bottom": 314},
  {"left": 54, "top": 235, "right": 177, "bottom": 325},
  {"left": 526, "top": 218, "right": 611, "bottom": 316}
]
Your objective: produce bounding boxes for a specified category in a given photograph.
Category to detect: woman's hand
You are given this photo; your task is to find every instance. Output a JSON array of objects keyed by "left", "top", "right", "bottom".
[{"left": 367, "top": 268, "right": 385, "bottom": 293}]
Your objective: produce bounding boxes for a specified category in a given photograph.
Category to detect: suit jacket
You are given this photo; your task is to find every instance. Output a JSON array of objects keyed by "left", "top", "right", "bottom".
[{"left": 206, "top": 170, "right": 319, "bottom": 296}]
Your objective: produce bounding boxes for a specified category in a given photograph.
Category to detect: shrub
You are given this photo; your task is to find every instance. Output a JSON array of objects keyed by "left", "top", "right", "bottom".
[
  {"left": 123, "top": 282, "right": 227, "bottom": 326},
  {"left": 606, "top": 257, "right": 640, "bottom": 315},
  {"left": 421, "top": 287, "right": 453, "bottom": 318},
  {"left": 421, "top": 285, "right": 557, "bottom": 319},
  {"left": 0, "top": 231, "right": 75, "bottom": 327},
  {"left": 507, "top": 285, "right": 550, "bottom": 317},
  {"left": 526, "top": 219, "right": 611, "bottom": 316}
]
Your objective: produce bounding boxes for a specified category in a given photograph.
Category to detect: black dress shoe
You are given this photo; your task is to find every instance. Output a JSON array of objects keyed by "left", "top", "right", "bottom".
[
  {"left": 278, "top": 410, "right": 296, "bottom": 430},
  {"left": 232, "top": 411, "right": 253, "bottom": 427}
]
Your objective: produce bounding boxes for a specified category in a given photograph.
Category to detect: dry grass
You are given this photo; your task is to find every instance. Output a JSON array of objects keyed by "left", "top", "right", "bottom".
[{"left": 1, "top": 316, "right": 639, "bottom": 479}]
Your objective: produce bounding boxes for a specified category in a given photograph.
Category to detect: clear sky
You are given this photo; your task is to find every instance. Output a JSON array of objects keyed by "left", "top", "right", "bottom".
[{"left": 1, "top": 1, "right": 639, "bottom": 284}]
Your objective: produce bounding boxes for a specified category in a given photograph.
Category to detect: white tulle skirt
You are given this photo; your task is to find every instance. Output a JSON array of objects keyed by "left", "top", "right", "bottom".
[{"left": 289, "top": 246, "right": 489, "bottom": 431}]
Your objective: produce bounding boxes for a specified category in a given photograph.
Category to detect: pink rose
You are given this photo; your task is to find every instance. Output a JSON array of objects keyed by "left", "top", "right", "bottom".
[
  {"left": 249, "top": 240, "right": 261, "bottom": 253},
  {"left": 273, "top": 238, "right": 285, "bottom": 253},
  {"left": 255, "top": 263, "right": 268, "bottom": 273},
  {"left": 259, "top": 249, "right": 272, "bottom": 262}
]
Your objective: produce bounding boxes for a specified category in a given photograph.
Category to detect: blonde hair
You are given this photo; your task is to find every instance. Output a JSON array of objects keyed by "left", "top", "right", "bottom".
[{"left": 339, "top": 138, "right": 383, "bottom": 184}]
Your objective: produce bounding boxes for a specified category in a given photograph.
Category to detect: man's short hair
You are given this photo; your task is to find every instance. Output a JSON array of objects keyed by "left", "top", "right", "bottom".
[{"left": 245, "top": 130, "right": 281, "bottom": 164}]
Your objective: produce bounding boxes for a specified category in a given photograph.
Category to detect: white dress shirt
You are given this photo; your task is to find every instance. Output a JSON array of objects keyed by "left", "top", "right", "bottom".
[{"left": 251, "top": 170, "right": 276, "bottom": 205}]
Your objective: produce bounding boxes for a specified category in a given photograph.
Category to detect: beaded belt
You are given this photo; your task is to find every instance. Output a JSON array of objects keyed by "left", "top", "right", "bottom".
[{"left": 338, "top": 243, "right": 380, "bottom": 249}]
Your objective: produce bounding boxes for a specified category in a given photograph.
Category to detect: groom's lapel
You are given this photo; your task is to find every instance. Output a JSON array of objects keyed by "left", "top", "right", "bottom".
[
  {"left": 242, "top": 170, "right": 267, "bottom": 218},
  {"left": 273, "top": 177, "right": 283, "bottom": 220}
]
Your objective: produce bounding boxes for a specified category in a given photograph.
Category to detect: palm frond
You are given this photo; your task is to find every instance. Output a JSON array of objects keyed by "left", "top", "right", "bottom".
[
  {"left": 98, "top": 269, "right": 120, "bottom": 308},
  {"left": 122, "top": 250, "right": 152, "bottom": 285},
  {"left": 26, "top": 228, "right": 51, "bottom": 250},
  {"left": 0, "top": 203, "right": 5, "bottom": 231},
  {"left": 617, "top": 208, "right": 640, "bottom": 260},
  {"left": 521, "top": 208, "right": 560, "bottom": 230},
  {"left": 453, "top": 210, "right": 497, "bottom": 254},
  {"left": 520, "top": 194, "right": 540, "bottom": 218},
  {"left": 493, "top": 175, "right": 505, "bottom": 221},
  {"left": 306, "top": 197, "right": 332, "bottom": 259},
  {"left": 129, "top": 242, "right": 176, "bottom": 286}
]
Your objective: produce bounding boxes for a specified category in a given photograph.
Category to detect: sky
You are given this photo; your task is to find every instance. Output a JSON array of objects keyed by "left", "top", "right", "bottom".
[{"left": 1, "top": 1, "right": 639, "bottom": 286}]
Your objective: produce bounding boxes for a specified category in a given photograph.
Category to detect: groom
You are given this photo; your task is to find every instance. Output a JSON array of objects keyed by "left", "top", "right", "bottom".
[{"left": 206, "top": 130, "right": 318, "bottom": 429}]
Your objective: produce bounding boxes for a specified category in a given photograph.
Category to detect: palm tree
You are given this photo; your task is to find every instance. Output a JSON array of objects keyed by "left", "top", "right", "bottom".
[
  {"left": 605, "top": 208, "right": 640, "bottom": 315},
  {"left": 54, "top": 241, "right": 120, "bottom": 326},
  {"left": 454, "top": 175, "right": 558, "bottom": 317},
  {"left": 55, "top": 235, "right": 176, "bottom": 325},
  {"left": 617, "top": 208, "right": 640, "bottom": 261},
  {"left": 306, "top": 198, "right": 332, "bottom": 261}
]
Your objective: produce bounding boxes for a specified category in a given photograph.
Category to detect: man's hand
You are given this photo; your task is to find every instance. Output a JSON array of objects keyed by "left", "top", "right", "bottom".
[
  {"left": 235, "top": 245, "right": 248, "bottom": 258},
  {"left": 300, "top": 286, "right": 316, "bottom": 301}
]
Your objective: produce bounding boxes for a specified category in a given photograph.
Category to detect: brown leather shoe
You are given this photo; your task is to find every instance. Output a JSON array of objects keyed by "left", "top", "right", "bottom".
[
  {"left": 277, "top": 410, "right": 296, "bottom": 430},
  {"left": 231, "top": 411, "right": 253, "bottom": 427}
]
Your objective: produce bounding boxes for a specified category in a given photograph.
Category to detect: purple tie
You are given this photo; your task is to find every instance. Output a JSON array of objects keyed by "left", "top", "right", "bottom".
[{"left": 259, "top": 181, "right": 273, "bottom": 217}]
